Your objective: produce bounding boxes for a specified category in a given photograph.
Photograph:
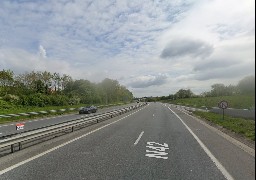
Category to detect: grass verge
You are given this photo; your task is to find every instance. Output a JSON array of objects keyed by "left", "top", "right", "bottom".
[
  {"left": 0, "top": 102, "right": 126, "bottom": 124},
  {"left": 193, "top": 111, "right": 255, "bottom": 141},
  {"left": 163, "top": 95, "right": 255, "bottom": 109},
  {"left": 0, "top": 110, "right": 77, "bottom": 124}
]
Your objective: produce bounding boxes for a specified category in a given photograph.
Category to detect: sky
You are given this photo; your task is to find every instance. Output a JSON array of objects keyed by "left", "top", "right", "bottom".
[{"left": 0, "top": 0, "right": 255, "bottom": 97}]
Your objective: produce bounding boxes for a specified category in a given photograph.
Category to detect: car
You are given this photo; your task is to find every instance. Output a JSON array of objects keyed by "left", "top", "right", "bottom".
[
  {"left": 79, "top": 106, "right": 91, "bottom": 114},
  {"left": 90, "top": 106, "right": 97, "bottom": 113},
  {"left": 79, "top": 106, "right": 97, "bottom": 114}
]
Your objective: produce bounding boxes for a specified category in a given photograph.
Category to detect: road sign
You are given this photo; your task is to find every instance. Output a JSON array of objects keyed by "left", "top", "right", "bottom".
[
  {"left": 16, "top": 123, "right": 24, "bottom": 130},
  {"left": 218, "top": 100, "right": 228, "bottom": 120},
  {"left": 218, "top": 100, "right": 228, "bottom": 109}
]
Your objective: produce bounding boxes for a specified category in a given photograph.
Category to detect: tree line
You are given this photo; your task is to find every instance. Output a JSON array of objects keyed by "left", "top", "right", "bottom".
[
  {"left": 0, "top": 69, "right": 133, "bottom": 107},
  {"left": 147, "top": 75, "right": 255, "bottom": 101}
]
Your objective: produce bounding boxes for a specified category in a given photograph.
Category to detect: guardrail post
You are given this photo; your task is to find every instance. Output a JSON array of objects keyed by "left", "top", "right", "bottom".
[
  {"left": 71, "top": 126, "right": 74, "bottom": 132},
  {"left": 11, "top": 144, "right": 15, "bottom": 153},
  {"left": 18, "top": 142, "right": 22, "bottom": 151}
]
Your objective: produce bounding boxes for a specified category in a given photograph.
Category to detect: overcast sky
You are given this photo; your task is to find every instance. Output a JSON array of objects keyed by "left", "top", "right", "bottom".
[{"left": 0, "top": 0, "right": 255, "bottom": 97}]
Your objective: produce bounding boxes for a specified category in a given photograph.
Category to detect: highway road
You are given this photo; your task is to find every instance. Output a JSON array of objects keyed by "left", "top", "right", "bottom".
[
  {"left": 0, "top": 103, "right": 137, "bottom": 138},
  {"left": 0, "top": 103, "right": 254, "bottom": 180},
  {"left": 210, "top": 108, "right": 255, "bottom": 120}
]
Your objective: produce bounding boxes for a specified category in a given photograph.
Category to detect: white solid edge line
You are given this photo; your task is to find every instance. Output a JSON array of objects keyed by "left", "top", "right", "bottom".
[
  {"left": 134, "top": 131, "right": 144, "bottom": 145},
  {"left": 0, "top": 107, "right": 145, "bottom": 176},
  {"left": 176, "top": 108, "right": 255, "bottom": 157},
  {"left": 168, "top": 107, "right": 234, "bottom": 180}
]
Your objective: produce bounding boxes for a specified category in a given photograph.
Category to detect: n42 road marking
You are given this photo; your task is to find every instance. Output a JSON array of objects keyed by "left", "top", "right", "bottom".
[{"left": 145, "top": 142, "right": 169, "bottom": 159}]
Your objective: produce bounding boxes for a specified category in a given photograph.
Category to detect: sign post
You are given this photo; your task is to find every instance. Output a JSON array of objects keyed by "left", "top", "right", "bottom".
[{"left": 218, "top": 100, "right": 228, "bottom": 120}]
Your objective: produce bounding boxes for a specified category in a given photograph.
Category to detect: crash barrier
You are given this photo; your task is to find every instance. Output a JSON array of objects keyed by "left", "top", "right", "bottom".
[
  {"left": 169, "top": 104, "right": 209, "bottom": 113},
  {"left": 0, "top": 103, "right": 147, "bottom": 154}
]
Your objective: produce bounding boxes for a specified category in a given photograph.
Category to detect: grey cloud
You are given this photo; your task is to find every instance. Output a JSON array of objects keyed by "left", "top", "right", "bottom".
[
  {"left": 193, "top": 58, "right": 240, "bottom": 72},
  {"left": 128, "top": 74, "right": 168, "bottom": 88},
  {"left": 160, "top": 39, "right": 213, "bottom": 59},
  {"left": 194, "top": 63, "right": 255, "bottom": 81}
]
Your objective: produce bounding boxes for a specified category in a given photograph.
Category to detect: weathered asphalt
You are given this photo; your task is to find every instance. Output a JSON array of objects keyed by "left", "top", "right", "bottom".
[
  {"left": 0, "top": 103, "right": 137, "bottom": 138},
  {"left": 0, "top": 103, "right": 254, "bottom": 180},
  {"left": 210, "top": 108, "right": 255, "bottom": 120}
]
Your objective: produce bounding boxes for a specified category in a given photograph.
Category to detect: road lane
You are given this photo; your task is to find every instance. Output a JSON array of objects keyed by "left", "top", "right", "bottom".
[
  {"left": 0, "top": 103, "right": 136, "bottom": 138},
  {"left": 210, "top": 108, "right": 255, "bottom": 120},
  {"left": 0, "top": 103, "right": 254, "bottom": 179},
  {"left": 166, "top": 103, "right": 255, "bottom": 180}
]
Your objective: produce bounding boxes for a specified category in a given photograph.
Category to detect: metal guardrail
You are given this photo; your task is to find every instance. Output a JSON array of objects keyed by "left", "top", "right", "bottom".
[
  {"left": 0, "top": 103, "right": 147, "bottom": 154},
  {"left": 169, "top": 104, "right": 209, "bottom": 113}
]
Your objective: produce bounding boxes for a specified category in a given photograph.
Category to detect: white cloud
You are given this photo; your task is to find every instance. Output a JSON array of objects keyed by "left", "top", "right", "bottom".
[
  {"left": 38, "top": 45, "right": 47, "bottom": 58},
  {"left": 0, "top": 48, "right": 70, "bottom": 75},
  {"left": 127, "top": 74, "right": 168, "bottom": 88},
  {"left": 0, "top": 0, "right": 254, "bottom": 97}
]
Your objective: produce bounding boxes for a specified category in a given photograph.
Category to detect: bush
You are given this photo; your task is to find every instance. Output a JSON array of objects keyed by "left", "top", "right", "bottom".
[
  {"left": 26, "top": 94, "right": 45, "bottom": 107},
  {"left": 49, "top": 95, "right": 69, "bottom": 106},
  {"left": 18, "top": 95, "right": 29, "bottom": 106},
  {"left": 0, "top": 99, "right": 13, "bottom": 110},
  {"left": 2, "top": 94, "right": 19, "bottom": 103}
]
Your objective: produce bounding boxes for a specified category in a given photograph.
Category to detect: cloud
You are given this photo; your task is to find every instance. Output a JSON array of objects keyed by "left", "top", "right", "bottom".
[
  {"left": 193, "top": 36, "right": 255, "bottom": 80},
  {"left": 160, "top": 38, "right": 213, "bottom": 59},
  {"left": 0, "top": 48, "right": 70, "bottom": 75},
  {"left": 0, "top": 0, "right": 254, "bottom": 97},
  {"left": 193, "top": 58, "right": 237, "bottom": 72},
  {"left": 127, "top": 74, "right": 168, "bottom": 88},
  {"left": 38, "top": 45, "right": 47, "bottom": 58},
  {"left": 194, "top": 63, "right": 254, "bottom": 81}
]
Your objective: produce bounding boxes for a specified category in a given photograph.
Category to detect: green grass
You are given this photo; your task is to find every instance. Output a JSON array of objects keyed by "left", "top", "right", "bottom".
[
  {"left": 193, "top": 111, "right": 255, "bottom": 141},
  {"left": 0, "top": 104, "right": 83, "bottom": 114},
  {"left": 0, "top": 111, "right": 75, "bottom": 124},
  {"left": 164, "top": 95, "right": 255, "bottom": 109},
  {"left": 0, "top": 101, "right": 127, "bottom": 124}
]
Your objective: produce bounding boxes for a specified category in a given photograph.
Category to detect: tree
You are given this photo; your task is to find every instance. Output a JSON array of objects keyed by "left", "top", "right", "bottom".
[
  {"left": 175, "top": 89, "right": 194, "bottom": 98},
  {"left": 52, "top": 72, "right": 61, "bottom": 92},
  {"left": 0, "top": 69, "right": 14, "bottom": 86},
  {"left": 40, "top": 71, "right": 52, "bottom": 92},
  {"left": 61, "top": 74, "right": 72, "bottom": 91},
  {"left": 237, "top": 75, "right": 255, "bottom": 95},
  {"left": 210, "top": 84, "right": 227, "bottom": 96},
  {"left": 0, "top": 69, "right": 14, "bottom": 95}
]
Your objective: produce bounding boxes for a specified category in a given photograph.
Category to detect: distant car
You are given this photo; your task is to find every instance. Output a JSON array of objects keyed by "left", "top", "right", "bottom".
[
  {"left": 79, "top": 106, "right": 97, "bottom": 114},
  {"left": 90, "top": 106, "right": 97, "bottom": 113}
]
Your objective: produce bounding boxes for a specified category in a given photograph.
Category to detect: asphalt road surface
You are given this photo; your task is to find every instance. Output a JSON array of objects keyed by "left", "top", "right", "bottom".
[
  {"left": 210, "top": 108, "right": 255, "bottom": 120},
  {"left": 0, "top": 103, "right": 137, "bottom": 138},
  {"left": 0, "top": 103, "right": 254, "bottom": 180}
]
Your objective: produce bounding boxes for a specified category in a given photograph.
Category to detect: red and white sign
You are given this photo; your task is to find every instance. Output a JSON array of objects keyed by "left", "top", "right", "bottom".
[
  {"left": 16, "top": 123, "right": 24, "bottom": 130},
  {"left": 218, "top": 100, "right": 228, "bottom": 109}
]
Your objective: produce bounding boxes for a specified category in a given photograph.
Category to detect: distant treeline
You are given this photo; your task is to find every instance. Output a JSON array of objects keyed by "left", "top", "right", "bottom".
[
  {"left": 146, "top": 75, "right": 255, "bottom": 101},
  {"left": 0, "top": 69, "right": 133, "bottom": 107}
]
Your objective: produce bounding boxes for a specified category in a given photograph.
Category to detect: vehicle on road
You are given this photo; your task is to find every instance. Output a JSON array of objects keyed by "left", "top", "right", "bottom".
[
  {"left": 90, "top": 106, "right": 98, "bottom": 113},
  {"left": 79, "top": 106, "right": 97, "bottom": 114}
]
